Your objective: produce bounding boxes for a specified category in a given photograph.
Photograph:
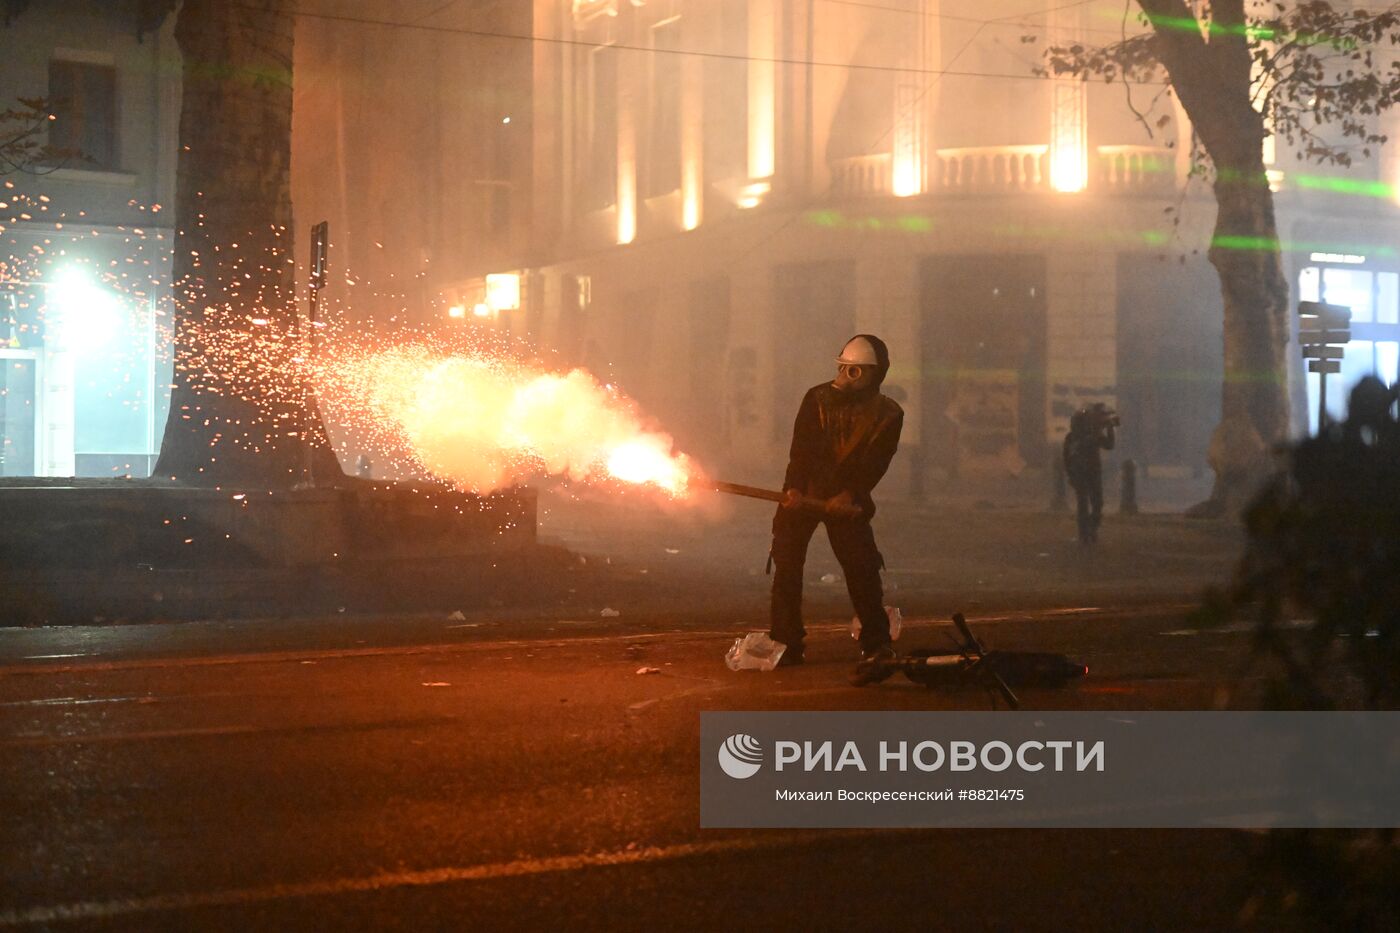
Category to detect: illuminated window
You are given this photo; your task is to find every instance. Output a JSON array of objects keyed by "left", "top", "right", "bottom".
[
  {"left": 1298, "top": 266, "right": 1320, "bottom": 303},
  {"left": 1299, "top": 264, "right": 1400, "bottom": 431},
  {"left": 1379, "top": 273, "right": 1398, "bottom": 324},
  {"left": 1323, "top": 268, "right": 1373, "bottom": 323},
  {"left": 1379, "top": 342, "right": 1399, "bottom": 384},
  {"left": 0, "top": 352, "right": 38, "bottom": 476},
  {"left": 486, "top": 273, "right": 520, "bottom": 311}
]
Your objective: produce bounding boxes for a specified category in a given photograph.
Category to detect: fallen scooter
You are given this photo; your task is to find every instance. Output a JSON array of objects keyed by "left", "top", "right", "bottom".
[{"left": 853, "top": 613, "right": 1088, "bottom": 709}]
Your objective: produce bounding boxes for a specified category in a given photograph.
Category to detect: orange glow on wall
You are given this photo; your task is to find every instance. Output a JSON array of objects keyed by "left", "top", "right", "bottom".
[
  {"left": 681, "top": 55, "right": 703, "bottom": 230},
  {"left": 748, "top": 0, "right": 775, "bottom": 181},
  {"left": 1050, "top": 82, "right": 1087, "bottom": 193},
  {"left": 617, "top": 109, "right": 636, "bottom": 244}
]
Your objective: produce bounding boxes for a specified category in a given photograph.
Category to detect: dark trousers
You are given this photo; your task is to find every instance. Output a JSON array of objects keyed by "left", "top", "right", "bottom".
[
  {"left": 768, "top": 507, "right": 889, "bottom": 654},
  {"left": 1073, "top": 480, "right": 1103, "bottom": 543}
]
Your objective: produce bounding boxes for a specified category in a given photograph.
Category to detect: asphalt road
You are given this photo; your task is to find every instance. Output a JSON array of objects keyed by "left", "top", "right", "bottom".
[{"left": 0, "top": 605, "right": 1270, "bottom": 932}]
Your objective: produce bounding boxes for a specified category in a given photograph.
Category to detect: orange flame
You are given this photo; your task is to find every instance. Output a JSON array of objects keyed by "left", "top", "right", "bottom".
[
  {"left": 316, "top": 342, "right": 697, "bottom": 496},
  {"left": 605, "top": 439, "right": 691, "bottom": 494}
]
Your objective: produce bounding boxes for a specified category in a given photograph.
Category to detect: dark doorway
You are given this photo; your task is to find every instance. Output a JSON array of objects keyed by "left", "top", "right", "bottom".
[
  {"left": 919, "top": 255, "right": 1047, "bottom": 476},
  {"left": 1115, "top": 255, "right": 1221, "bottom": 470}
]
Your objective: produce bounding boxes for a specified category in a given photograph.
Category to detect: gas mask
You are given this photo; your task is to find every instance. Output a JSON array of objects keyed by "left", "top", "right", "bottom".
[{"left": 833, "top": 337, "right": 879, "bottom": 393}]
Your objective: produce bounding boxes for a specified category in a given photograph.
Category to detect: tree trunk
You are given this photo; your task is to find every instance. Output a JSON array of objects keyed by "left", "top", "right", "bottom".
[
  {"left": 1203, "top": 161, "right": 1291, "bottom": 512},
  {"left": 153, "top": 0, "right": 342, "bottom": 487},
  {"left": 1136, "top": 0, "right": 1290, "bottom": 513}
]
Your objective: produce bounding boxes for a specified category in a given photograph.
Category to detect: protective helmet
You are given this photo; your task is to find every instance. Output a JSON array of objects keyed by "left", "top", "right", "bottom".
[
  {"left": 836, "top": 336, "right": 880, "bottom": 366},
  {"left": 835, "top": 334, "right": 891, "bottom": 387}
]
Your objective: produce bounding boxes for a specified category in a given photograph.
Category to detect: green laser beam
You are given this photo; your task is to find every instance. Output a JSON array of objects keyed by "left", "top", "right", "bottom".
[
  {"left": 1292, "top": 174, "right": 1397, "bottom": 199},
  {"left": 1212, "top": 234, "right": 1397, "bottom": 257},
  {"left": 802, "top": 208, "right": 1398, "bottom": 259},
  {"left": 1137, "top": 13, "right": 1354, "bottom": 48}
]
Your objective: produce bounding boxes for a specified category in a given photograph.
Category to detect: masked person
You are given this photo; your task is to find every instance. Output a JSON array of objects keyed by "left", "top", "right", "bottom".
[
  {"left": 769, "top": 335, "right": 904, "bottom": 685},
  {"left": 1062, "top": 404, "right": 1117, "bottom": 545}
]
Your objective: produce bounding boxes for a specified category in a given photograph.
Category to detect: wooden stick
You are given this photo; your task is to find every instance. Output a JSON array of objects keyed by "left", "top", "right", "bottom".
[
  {"left": 710, "top": 480, "right": 785, "bottom": 503},
  {"left": 710, "top": 480, "right": 862, "bottom": 519}
]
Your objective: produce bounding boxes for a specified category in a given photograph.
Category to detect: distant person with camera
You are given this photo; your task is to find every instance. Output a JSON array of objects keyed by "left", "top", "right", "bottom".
[{"left": 1063, "top": 404, "right": 1118, "bottom": 545}]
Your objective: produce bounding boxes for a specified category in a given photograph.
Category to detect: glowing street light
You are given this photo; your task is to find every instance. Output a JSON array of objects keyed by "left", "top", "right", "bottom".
[{"left": 46, "top": 266, "right": 123, "bottom": 354}]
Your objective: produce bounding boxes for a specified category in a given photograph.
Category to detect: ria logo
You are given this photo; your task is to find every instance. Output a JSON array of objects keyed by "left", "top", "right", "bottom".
[{"left": 718, "top": 733, "right": 764, "bottom": 779}]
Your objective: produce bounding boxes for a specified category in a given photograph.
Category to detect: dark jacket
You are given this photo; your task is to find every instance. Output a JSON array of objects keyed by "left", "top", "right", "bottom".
[
  {"left": 1062, "top": 423, "right": 1115, "bottom": 488},
  {"left": 782, "top": 382, "right": 904, "bottom": 516}
]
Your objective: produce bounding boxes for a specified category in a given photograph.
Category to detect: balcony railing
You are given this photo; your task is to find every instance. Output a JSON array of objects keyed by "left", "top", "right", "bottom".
[
  {"left": 828, "top": 144, "right": 1178, "bottom": 198},
  {"left": 932, "top": 145, "right": 1050, "bottom": 194},
  {"left": 1096, "top": 145, "right": 1175, "bottom": 195},
  {"left": 829, "top": 153, "right": 892, "bottom": 198}
]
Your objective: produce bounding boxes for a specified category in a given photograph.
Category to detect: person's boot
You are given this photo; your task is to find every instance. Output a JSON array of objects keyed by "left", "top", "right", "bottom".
[
  {"left": 774, "top": 643, "right": 804, "bottom": 667},
  {"left": 850, "top": 644, "right": 896, "bottom": 686}
]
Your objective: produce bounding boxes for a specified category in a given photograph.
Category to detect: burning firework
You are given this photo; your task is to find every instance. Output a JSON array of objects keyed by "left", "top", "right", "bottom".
[{"left": 314, "top": 339, "right": 700, "bottom": 497}]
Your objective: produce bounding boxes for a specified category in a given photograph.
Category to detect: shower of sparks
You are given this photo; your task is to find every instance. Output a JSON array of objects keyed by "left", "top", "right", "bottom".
[
  {"left": 3, "top": 180, "right": 701, "bottom": 497},
  {"left": 0, "top": 179, "right": 700, "bottom": 501}
]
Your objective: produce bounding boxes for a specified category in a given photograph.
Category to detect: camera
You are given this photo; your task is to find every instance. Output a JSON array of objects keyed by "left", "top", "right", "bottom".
[{"left": 1087, "top": 403, "right": 1120, "bottom": 428}]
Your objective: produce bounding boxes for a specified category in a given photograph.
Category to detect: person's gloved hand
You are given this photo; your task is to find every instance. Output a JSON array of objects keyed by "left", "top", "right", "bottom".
[
  {"left": 825, "top": 490, "right": 863, "bottom": 519},
  {"left": 780, "top": 488, "right": 802, "bottom": 510}
]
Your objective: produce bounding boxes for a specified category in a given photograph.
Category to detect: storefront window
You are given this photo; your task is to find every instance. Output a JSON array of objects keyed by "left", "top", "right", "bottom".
[
  {"left": 1299, "top": 266, "right": 1320, "bottom": 302},
  {"left": 1300, "top": 264, "right": 1400, "bottom": 432},
  {"left": 1377, "top": 342, "right": 1399, "bottom": 385},
  {"left": 0, "top": 269, "right": 168, "bottom": 478},
  {"left": 1378, "top": 273, "right": 1398, "bottom": 324},
  {"left": 1322, "top": 268, "right": 1373, "bottom": 322}
]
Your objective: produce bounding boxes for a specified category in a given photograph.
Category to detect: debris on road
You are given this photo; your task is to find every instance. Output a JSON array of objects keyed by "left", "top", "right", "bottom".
[
  {"left": 447, "top": 610, "right": 466, "bottom": 621},
  {"left": 422, "top": 682, "right": 451, "bottom": 687},
  {"left": 601, "top": 608, "right": 621, "bottom": 618},
  {"left": 635, "top": 666, "right": 661, "bottom": 675},
  {"left": 820, "top": 573, "right": 839, "bottom": 584},
  {"left": 665, "top": 547, "right": 680, "bottom": 554},
  {"left": 725, "top": 632, "right": 786, "bottom": 671}
]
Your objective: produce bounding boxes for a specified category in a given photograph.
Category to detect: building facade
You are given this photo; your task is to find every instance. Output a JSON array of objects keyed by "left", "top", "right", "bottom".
[
  {"left": 516, "top": 0, "right": 1400, "bottom": 494},
  {"left": 291, "top": 0, "right": 535, "bottom": 334},
  {"left": 0, "top": 0, "right": 178, "bottom": 478}
]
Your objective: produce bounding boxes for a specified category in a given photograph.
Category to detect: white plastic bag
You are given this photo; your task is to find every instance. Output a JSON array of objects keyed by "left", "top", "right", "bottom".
[
  {"left": 851, "top": 605, "right": 902, "bottom": 641},
  {"left": 725, "top": 632, "right": 787, "bottom": 671}
]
